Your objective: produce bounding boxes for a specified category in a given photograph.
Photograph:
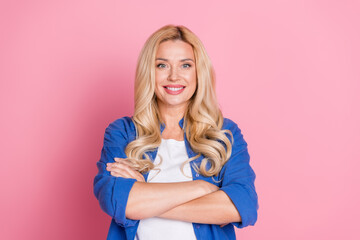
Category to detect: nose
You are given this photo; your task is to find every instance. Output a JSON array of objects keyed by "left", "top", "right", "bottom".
[{"left": 167, "top": 67, "right": 180, "bottom": 81}]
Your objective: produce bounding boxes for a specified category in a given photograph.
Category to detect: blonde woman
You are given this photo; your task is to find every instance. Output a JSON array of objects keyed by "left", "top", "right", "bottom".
[{"left": 93, "top": 25, "right": 258, "bottom": 240}]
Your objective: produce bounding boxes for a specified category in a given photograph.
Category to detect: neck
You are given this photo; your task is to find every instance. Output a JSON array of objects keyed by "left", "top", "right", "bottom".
[{"left": 157, "top": 102, "right": 187, "bottom": 129}]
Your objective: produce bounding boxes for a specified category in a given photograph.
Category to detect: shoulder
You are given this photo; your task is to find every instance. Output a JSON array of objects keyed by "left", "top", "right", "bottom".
[
  {"left": 222, "top": 117, "right": 241, "bottom": 132},
  {"left": 107, "top": 116, "right": 135, "bottom": 131},
  {"left": 222, "top": 117, "right": 247, "bottom": 147},
  {"left": 103, "top": 116, "right": 136, "bottom": 146}
]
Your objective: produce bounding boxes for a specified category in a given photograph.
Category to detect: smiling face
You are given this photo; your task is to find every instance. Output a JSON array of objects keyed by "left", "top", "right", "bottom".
[{"left": 154, "top": 40, "right": 197, "bottom": 113}]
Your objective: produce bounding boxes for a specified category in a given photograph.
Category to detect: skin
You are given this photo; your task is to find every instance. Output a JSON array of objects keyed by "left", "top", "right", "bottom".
[
  {"left": 106, "top": 40, "right": 241, "bottom": 226},
  {"left": 154, "top": 40, "right": 197, "bottom": 140}
]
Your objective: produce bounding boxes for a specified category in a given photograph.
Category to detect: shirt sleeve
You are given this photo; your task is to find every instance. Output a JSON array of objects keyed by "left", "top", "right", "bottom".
[
  {"left": 93, "top": 119, "right": 139, "bottom": 227},
  {"left": 219, "top": 121, "right": 259, "bottom": 229}
]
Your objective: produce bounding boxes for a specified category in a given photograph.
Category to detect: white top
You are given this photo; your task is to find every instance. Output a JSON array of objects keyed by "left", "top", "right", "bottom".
[{"left": 134, "top": 138, "right": 197, "bottom": 240}]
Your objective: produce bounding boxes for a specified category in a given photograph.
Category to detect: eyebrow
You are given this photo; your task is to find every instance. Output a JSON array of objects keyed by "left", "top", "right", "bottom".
[{"left": 155, "top": 58, "right": 195, "bottom": 62}]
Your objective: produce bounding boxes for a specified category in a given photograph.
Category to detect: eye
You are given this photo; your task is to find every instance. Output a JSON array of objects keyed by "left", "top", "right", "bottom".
[
  {"left": 182, "top": 63, "right": 192, "bottom": 68},
  {"left": 157, "top": 63, "right": 167, "bottom": 68}
]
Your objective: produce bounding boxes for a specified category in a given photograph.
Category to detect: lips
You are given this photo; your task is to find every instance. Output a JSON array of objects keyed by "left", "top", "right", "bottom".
[{"left": 163, "top": 85, "right": 186, "bottom": 95}]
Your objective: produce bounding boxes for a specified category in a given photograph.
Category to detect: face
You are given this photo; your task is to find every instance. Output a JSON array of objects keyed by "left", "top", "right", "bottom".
[{"left": 154, "top": 40, "right": 197, "bottom": 111}]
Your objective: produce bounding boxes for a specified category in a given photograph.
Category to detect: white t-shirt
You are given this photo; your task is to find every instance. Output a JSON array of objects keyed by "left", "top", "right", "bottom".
[{"left": 134, "top": 138, "right": 197, "bottom": 240}]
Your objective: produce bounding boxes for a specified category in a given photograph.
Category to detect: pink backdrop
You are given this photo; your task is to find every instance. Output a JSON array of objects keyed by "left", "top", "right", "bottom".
[{"left": 1, "top": 0, "right": 359, "bottom": 239}]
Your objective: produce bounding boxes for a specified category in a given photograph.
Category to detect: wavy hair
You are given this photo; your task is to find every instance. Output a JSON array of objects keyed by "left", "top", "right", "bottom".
[{"left": 124, "top": 25, "right": 233, "bottom": 178}]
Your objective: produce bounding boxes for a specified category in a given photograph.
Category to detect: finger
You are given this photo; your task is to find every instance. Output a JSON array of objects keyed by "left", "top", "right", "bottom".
[
  {"left": 110, "top": 169, "right": 145, "bottom": 182},
  {"left": 106, "top": 163, "right": 115, "bottom": 171},
  {"left": 112, "top": 162, "right": 132, "bottom": 170},
  {"left": 122, "top": 165, "right": 142, "bottom": 179},
  {"left": 133, "top": 170, "right": 145, "bottom": 182},
  {"left": 114, "top": 158, "right": 134, "bottom": 168},
  {"left": 109, "top": 165, "right": 135, "bottom": 178},
  {"left": 110, "top": 162, "right": 141, "bottom": 180},
  {"left": 109, "top": 169, "right": 122, "bottom": 177},
  {"left": 110, "top": 168, "right": 130, "bottom": 178},
  {"left": 107, "top": 162, "right": 129, "bottom": 171},
  {"left": 107, "top": 162, "right": 127, "bottom": 177},
  {"left": 109, "top": 161, "right": 144, "bottom": 181},
  {"left": 112, "top": 160, "right": 140, "bottom": 175},
  {"left": 114, "top": 158, "right": 130, "bottom": 164},
  {"left": 114, "top": 157, "right": 124, "bottom": 162}
]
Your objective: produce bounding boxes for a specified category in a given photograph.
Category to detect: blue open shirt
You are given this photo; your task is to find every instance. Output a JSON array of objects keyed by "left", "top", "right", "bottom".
[{"left": 93, "top": 116, "right": 258, "bottom": 240}]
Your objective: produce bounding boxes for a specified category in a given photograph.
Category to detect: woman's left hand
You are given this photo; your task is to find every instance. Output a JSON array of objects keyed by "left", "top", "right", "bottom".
[{"left": 106, "top": 157, "right": 145, "bottom": 182}]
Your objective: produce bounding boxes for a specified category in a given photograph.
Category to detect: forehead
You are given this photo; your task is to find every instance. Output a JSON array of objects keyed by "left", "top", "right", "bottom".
[{"left": 156, "top": 40, "right": 194, "bottom": 59}]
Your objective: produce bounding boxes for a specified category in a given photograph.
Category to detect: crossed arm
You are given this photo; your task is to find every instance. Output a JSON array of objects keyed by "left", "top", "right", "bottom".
[{"left": 106, "top": 158, "right": 241, "bottom": 226}]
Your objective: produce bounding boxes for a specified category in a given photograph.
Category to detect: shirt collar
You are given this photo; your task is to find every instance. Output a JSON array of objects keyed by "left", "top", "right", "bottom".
[{"left": 160, "top": 117, "right": 184, "bottom": 133}]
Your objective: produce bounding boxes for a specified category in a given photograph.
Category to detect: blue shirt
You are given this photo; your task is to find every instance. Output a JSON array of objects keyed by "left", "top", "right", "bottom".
[{"left": 93, "top": 116, "right": 259, "bottom": 240}]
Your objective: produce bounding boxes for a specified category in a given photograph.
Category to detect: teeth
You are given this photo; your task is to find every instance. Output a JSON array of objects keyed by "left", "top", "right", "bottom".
[{"left": 166, "top": 87, "right": 184, "bottom": 91}]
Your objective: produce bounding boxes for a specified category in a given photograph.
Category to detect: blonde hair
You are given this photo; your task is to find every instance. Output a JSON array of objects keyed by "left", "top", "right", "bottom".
[{"left": 125, "top": 25, "right": 233, "bottom": 178}]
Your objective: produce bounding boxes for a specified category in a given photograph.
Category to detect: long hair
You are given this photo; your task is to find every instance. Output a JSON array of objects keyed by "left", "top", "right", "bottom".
[{"left": 124, "top": 25, "right": 233, "bottom": 178}]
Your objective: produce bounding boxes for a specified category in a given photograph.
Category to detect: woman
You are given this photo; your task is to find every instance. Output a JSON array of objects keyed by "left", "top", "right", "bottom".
[{"left": 93, "top": 25, "right": 258, "bottom": 240}]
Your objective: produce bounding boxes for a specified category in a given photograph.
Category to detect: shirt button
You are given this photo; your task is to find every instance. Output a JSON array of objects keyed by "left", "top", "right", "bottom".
[
  {"left": 196, "top": 224, "right": 200, "bottom": 229},
  {"left": 196, "top": 173, "right": 199, "bottom": 177}
]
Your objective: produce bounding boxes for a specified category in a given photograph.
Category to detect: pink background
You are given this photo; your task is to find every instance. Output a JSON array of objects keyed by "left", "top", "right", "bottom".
[{"left": 1, "top": 0, "right": 359, "bottom": 239}]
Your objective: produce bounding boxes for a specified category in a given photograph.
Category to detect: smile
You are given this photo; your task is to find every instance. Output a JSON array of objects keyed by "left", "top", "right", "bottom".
[
  {"left": 163, "top": 86, "right": 186, "bottom": 95},
  {"left": 166, "top": 87, "right": 184, "bottom": 91}
]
